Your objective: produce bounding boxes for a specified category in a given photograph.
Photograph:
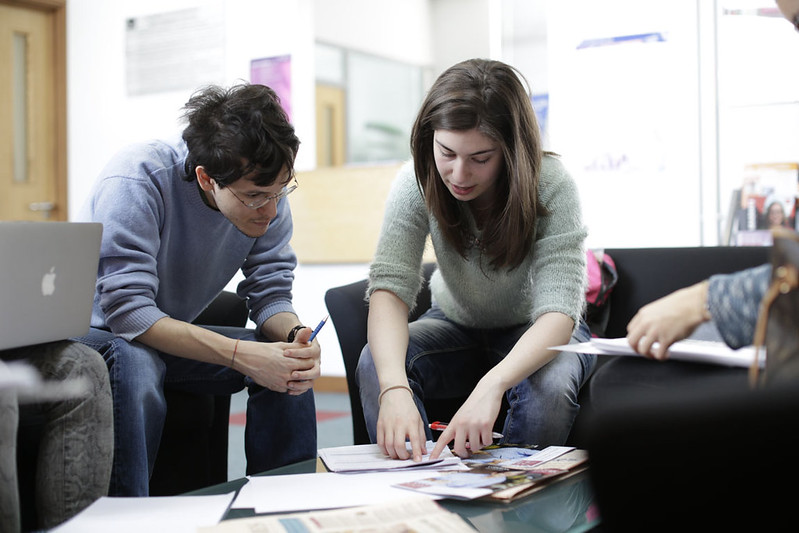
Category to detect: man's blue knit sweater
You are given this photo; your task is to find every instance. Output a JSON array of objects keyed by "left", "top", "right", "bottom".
[{"left": 78, "top": 137, "right": 298, "bottom": 341}]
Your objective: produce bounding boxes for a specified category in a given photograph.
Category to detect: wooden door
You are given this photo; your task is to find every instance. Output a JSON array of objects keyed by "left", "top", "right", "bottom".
[
  {"left": 0, "top": 1, "right": 66, "bottom": 221},
  {"left": 315, "top": 84, "right": 346, "bottom": 167}
]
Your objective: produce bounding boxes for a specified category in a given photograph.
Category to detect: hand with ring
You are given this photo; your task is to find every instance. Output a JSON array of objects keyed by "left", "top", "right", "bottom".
[{"left": 626, "top": 281, "right": 712, "bottom": 360}]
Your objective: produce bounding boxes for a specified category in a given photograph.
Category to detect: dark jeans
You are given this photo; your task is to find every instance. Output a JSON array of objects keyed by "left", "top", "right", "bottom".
[{"left": 357, "top": 306, "right": 596, "bottom": 447}]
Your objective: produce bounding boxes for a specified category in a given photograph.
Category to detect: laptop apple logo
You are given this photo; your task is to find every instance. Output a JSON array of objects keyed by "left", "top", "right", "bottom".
[{"left": 41, "top": 266, "right": 56, "bottom": 296}]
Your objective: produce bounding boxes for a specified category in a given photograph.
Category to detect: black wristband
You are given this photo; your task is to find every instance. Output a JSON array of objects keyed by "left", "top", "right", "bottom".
[{"left": 287, "top": 324, "right": 305, "bottom": 343}]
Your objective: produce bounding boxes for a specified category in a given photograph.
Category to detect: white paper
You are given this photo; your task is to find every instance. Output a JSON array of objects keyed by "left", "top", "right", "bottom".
[
  {"left": 201, "top": 496, "right": 476, "bottom": 533},
  {"left": 0, "top": 359, "right": 89, "bottom": 402},
  {"left": 51, "top": 492, "right": 235, "bottom": 533},
  {"left": 318, "top": 442, "right": 459, "bottom": 473},
  {"left": 552, "top": 337, "right": 760, "bottom": 368},
  {"left": 0, "top": 359, "right": 40, "bottom": 390},
  {"left": 233, "top": 471, "right": 445, "bottom": 514}
]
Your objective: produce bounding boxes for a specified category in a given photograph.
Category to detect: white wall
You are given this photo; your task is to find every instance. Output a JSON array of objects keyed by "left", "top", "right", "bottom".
[
  {"left": 430, "top": 0, "right": 496, "bottom": 75},
  {"left": 67, "top": 0, "right": 317, "bottom": 216},
  {"left": 314, "top": 0, "right": 432, "bottom": 65}
]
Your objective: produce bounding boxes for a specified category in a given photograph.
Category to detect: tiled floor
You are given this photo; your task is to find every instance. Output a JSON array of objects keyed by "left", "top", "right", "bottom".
[{"left": 227, "top": 389, "right": 354, "bottom": 480}]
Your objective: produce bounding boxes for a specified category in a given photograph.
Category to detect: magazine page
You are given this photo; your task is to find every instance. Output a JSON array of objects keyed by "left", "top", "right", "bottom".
[{"left": 393, "top": 445, "right": 586, "bottom": 501}]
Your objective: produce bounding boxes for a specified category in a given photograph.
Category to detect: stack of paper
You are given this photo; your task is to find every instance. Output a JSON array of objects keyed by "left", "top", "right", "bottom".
[
  {"left": 52, "top": 493, "right": 236, "bottom": 533},
  {"left": 234, "top": 443, "right": 462, "bottom": 515},
  {"left": 318, "top": 442, "right": 460, "bottom": 472}
]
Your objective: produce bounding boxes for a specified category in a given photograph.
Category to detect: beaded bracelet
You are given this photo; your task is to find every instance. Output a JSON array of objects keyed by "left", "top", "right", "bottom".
[{"left": 377, "top": 384, "right": 413, "bottom": 406}]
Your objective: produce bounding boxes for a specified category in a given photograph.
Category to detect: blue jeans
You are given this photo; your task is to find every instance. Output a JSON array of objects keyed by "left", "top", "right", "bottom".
[
  {"left": 75, "top": 326, "right": 317, "bottom": 496},
  {"left": 356, "top": 306, "right": 595, "bottom": 447}
]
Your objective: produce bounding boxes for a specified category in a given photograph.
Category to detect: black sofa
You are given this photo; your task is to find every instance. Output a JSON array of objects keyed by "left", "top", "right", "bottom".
[{"left": 324, "top": 246, "right": 769, "bottom": 447}]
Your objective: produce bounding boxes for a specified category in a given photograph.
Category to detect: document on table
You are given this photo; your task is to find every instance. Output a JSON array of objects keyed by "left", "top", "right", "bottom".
[
  {"left": 551, "top": 337, "right": 761, "bottom": 368},
  {"left": 202, "top": 496, "right": 476, "bottom": 533},
  {"left": 393, "top": 446, "right": 584, "bottom": 501},
  {"left": 232, "top": 470, "right": 446, "bottom": 514},
  {"left": 51, "top": 492, "right": 236, "bottom": 533},
  {"left": 318, "top": 442, "right": 460, "bottom": 472}
]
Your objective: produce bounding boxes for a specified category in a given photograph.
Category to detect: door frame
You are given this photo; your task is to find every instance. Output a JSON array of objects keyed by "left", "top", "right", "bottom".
[{"left": 2, "top": 0, "right": 67, "bottom": 220}]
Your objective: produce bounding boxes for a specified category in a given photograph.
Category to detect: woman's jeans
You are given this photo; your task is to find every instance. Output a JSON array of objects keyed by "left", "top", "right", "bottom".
[
  {"left": 356, "top": 306, "right": 595, "bottom": 447},
  {"left": 75, "top": 326, "right": 317, "bottom": 497}
]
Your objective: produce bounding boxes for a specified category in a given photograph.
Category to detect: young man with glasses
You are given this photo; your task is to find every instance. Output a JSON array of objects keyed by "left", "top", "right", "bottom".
[{"left": 76, "top": 83, "right": 318, "bottom": 497}]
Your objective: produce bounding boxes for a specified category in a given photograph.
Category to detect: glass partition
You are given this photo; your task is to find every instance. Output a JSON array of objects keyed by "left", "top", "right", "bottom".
[{"left": 315, "top": 42, "right": 427, "bottom": 165}]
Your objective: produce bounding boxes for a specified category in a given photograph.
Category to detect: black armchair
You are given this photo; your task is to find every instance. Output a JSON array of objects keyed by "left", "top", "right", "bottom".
[
  {"left": 148, "top": 290, "right": 249, "bottom": 495},
  {"left": 324, "top": 263, "right": 438, "bottom": 445}
]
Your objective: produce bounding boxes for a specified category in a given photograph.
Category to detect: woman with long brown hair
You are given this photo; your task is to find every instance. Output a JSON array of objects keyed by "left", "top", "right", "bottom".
[{"left": 356, "top": 58, "right": 595, "bottom": 461}]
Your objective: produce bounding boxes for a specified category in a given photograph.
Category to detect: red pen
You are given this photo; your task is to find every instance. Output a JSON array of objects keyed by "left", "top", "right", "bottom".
[{"left": 429, "top": 421, "right": 503, "bottom": 439}]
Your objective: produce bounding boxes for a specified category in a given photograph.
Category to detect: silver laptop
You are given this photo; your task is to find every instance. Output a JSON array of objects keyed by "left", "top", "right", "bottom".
[{"left": 0, "top": 221, "right": 102, "bottom": 352}]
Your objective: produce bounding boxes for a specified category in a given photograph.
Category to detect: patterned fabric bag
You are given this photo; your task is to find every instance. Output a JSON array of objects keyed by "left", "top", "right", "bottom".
[{"left": 750, "top": 227, "right": 799, "bottom": 386}]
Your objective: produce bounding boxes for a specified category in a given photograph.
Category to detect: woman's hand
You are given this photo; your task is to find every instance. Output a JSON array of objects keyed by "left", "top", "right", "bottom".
[
  {"left": 375, "top": 387, "right": 427, "bottom": 461},
  {"left": 626, "top": 281, "right": 710, "bottom": 360},
  {"left": 430, "top": 380, "right": 503, "bottom": 459}
]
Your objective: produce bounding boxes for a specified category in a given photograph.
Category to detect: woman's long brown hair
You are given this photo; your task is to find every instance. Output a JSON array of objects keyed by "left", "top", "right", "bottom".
[{"left": 410, "top": 58, "right": 547, "bottom": 271}]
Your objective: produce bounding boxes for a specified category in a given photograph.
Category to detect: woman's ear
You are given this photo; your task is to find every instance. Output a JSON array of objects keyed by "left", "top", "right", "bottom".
[{"left": 196, "top": 166, "right": 214, "bottom": 191}]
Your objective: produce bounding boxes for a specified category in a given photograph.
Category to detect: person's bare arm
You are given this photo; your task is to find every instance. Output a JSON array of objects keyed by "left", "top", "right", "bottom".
[
  {"left": 136, "top": 313, "right": 320, "bottom": 394},
  {"left": 367, "top": 289, "right": 428, "bottom": 461},
  {"left": 626, "top": 281, "right": 711, "bottom": 360}
]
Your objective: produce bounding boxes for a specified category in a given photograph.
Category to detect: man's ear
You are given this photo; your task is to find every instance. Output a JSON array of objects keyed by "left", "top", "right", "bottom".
[{"left": 196, "top": 166, "right": 214, "bottom": 191}]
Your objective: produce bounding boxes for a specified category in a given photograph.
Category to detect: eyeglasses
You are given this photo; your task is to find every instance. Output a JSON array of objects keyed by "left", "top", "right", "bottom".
[{"left": 224, "top": 177, "right": 298, "bottom": 210}]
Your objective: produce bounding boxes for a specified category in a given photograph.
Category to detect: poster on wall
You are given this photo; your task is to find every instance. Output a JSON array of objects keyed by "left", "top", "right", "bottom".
[
  {"left": 125, "top": 5, "right": 225, "bottom": 96},
  {"left": 250, "top": 55, "right": 292, "bottom": 123},
  {"left": 726, "top": 162, "right": 799, "bottom": 246}
]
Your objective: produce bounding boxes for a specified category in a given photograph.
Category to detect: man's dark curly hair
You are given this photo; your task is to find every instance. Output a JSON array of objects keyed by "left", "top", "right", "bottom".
[{"left": 181, "top": 83, "right": 300, "bottom": 187}]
